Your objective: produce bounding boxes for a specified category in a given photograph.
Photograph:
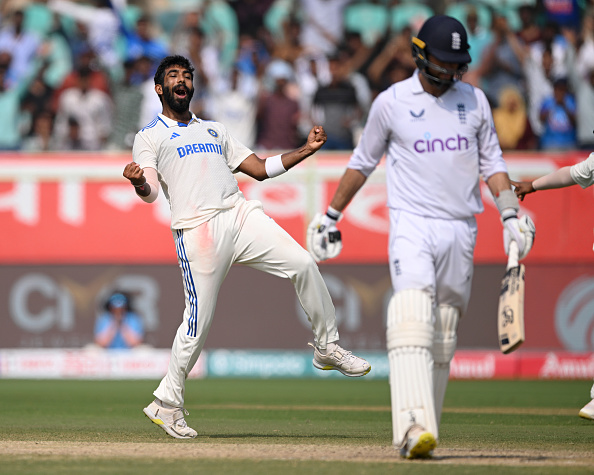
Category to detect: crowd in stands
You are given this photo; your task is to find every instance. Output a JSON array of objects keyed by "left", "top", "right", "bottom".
[{"left": 0, "top": 0, "right": 593, "bottom": 153}]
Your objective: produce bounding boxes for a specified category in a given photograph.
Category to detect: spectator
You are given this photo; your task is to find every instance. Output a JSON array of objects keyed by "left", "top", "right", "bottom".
[
  {"left": 94, "top": 292, "right": 144, "bottom": 349},
  {"left": 270, "top": 16, "right": 305, "bottom": 65},
  {"left": 340, "top": 31, "right": 376, "bottom": 78},
  {"left": 21, "top": 65, "right": 54, "bottom": 119},
  {"left": 52, "top": 49, "right": 110, "bottom": 110},
  {"left": 21, "top": 109, "right": 57, "bottom": 152},
  {"left": 294, "top": 53, "right": 330, "bottom": 139},
  {"left": 511, "top": 40, "right": 556, "bottom": 140},
  {"left": 192, "top": 0, "right": 240, "bottom": 74},
  {"left": 343, "top": 0, "right": 389, "bottom": 49},
  {"left": 568, "top": 62, "right": 594, "bottom": 149},
  {"left": 107, "top": 59, "right": 145, "bottom": 150},
  {"left": 0, "top": 9, "right": 41, "bottom": 87},
  {"left": 47, "top": 0, "right": 123, "bottom": 76},
  {"left": 209, "top": 64, "right": 259, "bottom": 148},
  {"left": 493, "top": 86, "right": 537, "bottom": 150},
  {"left": 61, "top": 116, "right": 85, "bottom": 150},
  {"left": 366, "top": 25, "right": 417, "bottom": 84},
  {"left": 256, "top": 59, "right": 300, "bottom": 150},
  {"left": 20, "top": 65, "right": 54, "bottom": 139},
  {"left": 181, "top": 26, "right": 221, "bottom": 117},
  {"left": 67, "top": 20, "right": 95, "bottom": 66},
  {"left": 232, "top": 0, "right": 276, "bottom": 38},
  {"left": 173, "top": 24, "right": 220, "bottom": 85},
  {"left": 311, "top": 53, "right": 363, "bottom": 150},
  {"left": 564, "top": 19, "right": 594, "bottom": 149},
  {"left": 464, "top": 5, "right": 493, "bottom": 81},
  {"left": 543, "top": 0, "right": 582, "bottom": 32},
  {"left": 299, "top": 0, "right": 352, "bottom": 56},
  {"left": 0, "top": 52, "right": 30, "bottom": 150},
  {"left": 125, "top": 14, "right": 169, "bottom": 73},
  {"left": 575, "top": 11, "right": 594, "bottom": 80},
  {"left": 366, "top": 26, "right": 416, "bottom": 95},
  {"left": 529, "top": 21, "right": 570, "bottom": 80},
  {"left": 539, "top": 77, "right": 577, "bottom": 150},
  {"left": 516, "top": 5, "right": 541, "bottom": 45},
  {"left": 235, "top": 33, "right": 270, "bottom": 78},
  {"left": 169, "top": 10, "right": 201, "bottom": 58},
  {"left": 34, "top": 21, "right": 73, "bottom": 90},
  {"left": 476, "top": 14, "right": 526, "bottom": 107},
  {"left": 53, "top": 65, "right": 113, "bottom": 150}
]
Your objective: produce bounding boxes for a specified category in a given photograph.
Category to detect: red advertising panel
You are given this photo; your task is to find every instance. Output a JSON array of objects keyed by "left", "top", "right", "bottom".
[{"left": 1, "top": 151, "right": 593, "bottom": 264}]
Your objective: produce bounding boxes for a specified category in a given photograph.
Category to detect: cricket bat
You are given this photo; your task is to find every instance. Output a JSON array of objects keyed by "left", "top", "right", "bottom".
[{"left": 497, "top": 240, "right": 525, "bottom": 354}]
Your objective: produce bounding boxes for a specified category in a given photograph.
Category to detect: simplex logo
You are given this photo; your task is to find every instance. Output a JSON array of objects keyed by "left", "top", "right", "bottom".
[{"left": 555, "top": 276, "right": 594, "bottom": 351}]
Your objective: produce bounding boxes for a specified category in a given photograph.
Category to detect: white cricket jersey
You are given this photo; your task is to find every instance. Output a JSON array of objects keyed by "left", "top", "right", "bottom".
[
  {"left": 570, "top": 152, "right": 594, "bottom": 188},
  {"left": 348, "top": 72, "right": 509, "bottom": 220},
  {"left": 133, "top": 113, "right": 253, "bottom": 229}
]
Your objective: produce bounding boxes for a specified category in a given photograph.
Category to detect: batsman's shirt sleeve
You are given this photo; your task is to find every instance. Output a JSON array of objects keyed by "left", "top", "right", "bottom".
[
  {"left": 347, "top": 90, "right": 391, "bottom": 176},
  {"left": 570, "top": 153, "right": 594, "bottom": 188},
  {"left": 475, "top": 87, "right": 508, "bottom": 180}
]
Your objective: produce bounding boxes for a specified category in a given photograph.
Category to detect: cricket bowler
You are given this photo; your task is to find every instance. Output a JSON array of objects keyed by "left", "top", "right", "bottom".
[{"left": 123, "top": 55, "right": 370, "bottom": 439}]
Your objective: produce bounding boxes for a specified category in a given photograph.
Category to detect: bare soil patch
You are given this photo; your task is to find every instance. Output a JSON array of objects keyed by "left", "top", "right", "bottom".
[{"left": 1, "top": 441, "right": 592, "bottom": 467}]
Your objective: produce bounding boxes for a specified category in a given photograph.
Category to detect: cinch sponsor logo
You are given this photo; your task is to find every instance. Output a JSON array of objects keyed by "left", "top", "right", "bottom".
[
  {"left": 177, "top": 143, "right": 222, "bottom": 158},
  {"left": 413, "top": 133, "right": 470, "bottom": 153}
]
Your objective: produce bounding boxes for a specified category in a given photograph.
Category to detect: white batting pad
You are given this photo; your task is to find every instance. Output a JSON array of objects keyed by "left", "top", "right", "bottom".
[
  {"left": 386, "top": 290, "right": 438, "bottom": 446},
  {"left": 433, "top": 305, "right": 459, "bottom": 426}
]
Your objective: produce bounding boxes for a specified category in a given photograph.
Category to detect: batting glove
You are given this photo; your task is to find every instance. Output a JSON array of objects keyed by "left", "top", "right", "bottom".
[
  {"left": 502, "top": 210, "right": 536, "bottom": 260},
  {"left": 307, "top": 208, "right": 343, "bottom": 262}
]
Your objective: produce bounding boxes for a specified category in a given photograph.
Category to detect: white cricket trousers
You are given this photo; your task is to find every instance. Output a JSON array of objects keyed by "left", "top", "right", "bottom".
[
  {"left": 388, "top": 209, "right": 477, "bottom": 312},
  {"left": 154, "top": 199, "right": 339, "bottom": 407}
]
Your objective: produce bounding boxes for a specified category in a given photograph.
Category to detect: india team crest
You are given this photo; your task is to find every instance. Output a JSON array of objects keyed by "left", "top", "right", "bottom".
[{"left": 207, "top": 128, "right": 218, "bottom": 138}]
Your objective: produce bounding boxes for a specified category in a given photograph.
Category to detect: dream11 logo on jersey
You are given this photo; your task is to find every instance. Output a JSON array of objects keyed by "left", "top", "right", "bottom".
[{"left": 413, "top": 132, "right": 470, "bottom": 154}]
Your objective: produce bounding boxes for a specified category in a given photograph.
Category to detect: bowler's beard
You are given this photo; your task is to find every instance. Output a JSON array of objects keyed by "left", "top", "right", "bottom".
[{"left": 163, "top": 83, "right": 194, "bottom": 113}]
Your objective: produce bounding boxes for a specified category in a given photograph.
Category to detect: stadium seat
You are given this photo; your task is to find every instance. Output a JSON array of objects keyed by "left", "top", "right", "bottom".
[
  {"left": 344, "top": 2, "right": 390, "bottom": 47},
  {"left": 390, "top": 3, "right": 434, "bottom": 34}
]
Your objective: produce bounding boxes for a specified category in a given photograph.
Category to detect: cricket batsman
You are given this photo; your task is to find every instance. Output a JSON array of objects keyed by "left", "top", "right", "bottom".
[{"left": 307, "top": 16, "right": 536, "bottom": 458}]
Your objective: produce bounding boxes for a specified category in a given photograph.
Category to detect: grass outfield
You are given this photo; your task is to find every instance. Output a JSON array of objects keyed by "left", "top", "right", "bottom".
[{"left": 1, "top": 378, "right": 593, "bottom": 474}]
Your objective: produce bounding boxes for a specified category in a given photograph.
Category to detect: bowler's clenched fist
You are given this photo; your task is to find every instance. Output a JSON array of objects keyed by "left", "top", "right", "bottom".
[
  {"left": 306, "top": 125, "right": 327, "bottom": 153},
  {"left": 123, "top": 162, "right": 146, "bottom": 186}
]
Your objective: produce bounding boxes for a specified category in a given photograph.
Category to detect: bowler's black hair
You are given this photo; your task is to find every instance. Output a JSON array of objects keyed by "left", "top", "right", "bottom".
[{"left": 154, "top": 55, "right": 195, "bottom": 86}]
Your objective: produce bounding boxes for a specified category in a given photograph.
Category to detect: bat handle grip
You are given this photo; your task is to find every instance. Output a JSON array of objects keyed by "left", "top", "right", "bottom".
[{"left": 507, "top": 240, "right": 519, "bottom": 270}]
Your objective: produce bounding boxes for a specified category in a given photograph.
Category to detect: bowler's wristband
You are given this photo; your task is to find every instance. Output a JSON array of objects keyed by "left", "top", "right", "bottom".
[{"left": 265, "top": 154, "right": 286, "bottom": 178}]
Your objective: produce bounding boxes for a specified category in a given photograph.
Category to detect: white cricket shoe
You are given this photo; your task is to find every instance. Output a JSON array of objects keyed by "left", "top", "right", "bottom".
[
  {"left": 400, "top": 425, "right": 437, "bottom": 459},
  {"left": 309, "top": 342, "right": 371, "bottom": 377},
  {"left": 143, "top": 399, "right": 197, "bottom": 439},
  {"left": 579, "top": 398, "right": 594, "bottom": 420}
]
